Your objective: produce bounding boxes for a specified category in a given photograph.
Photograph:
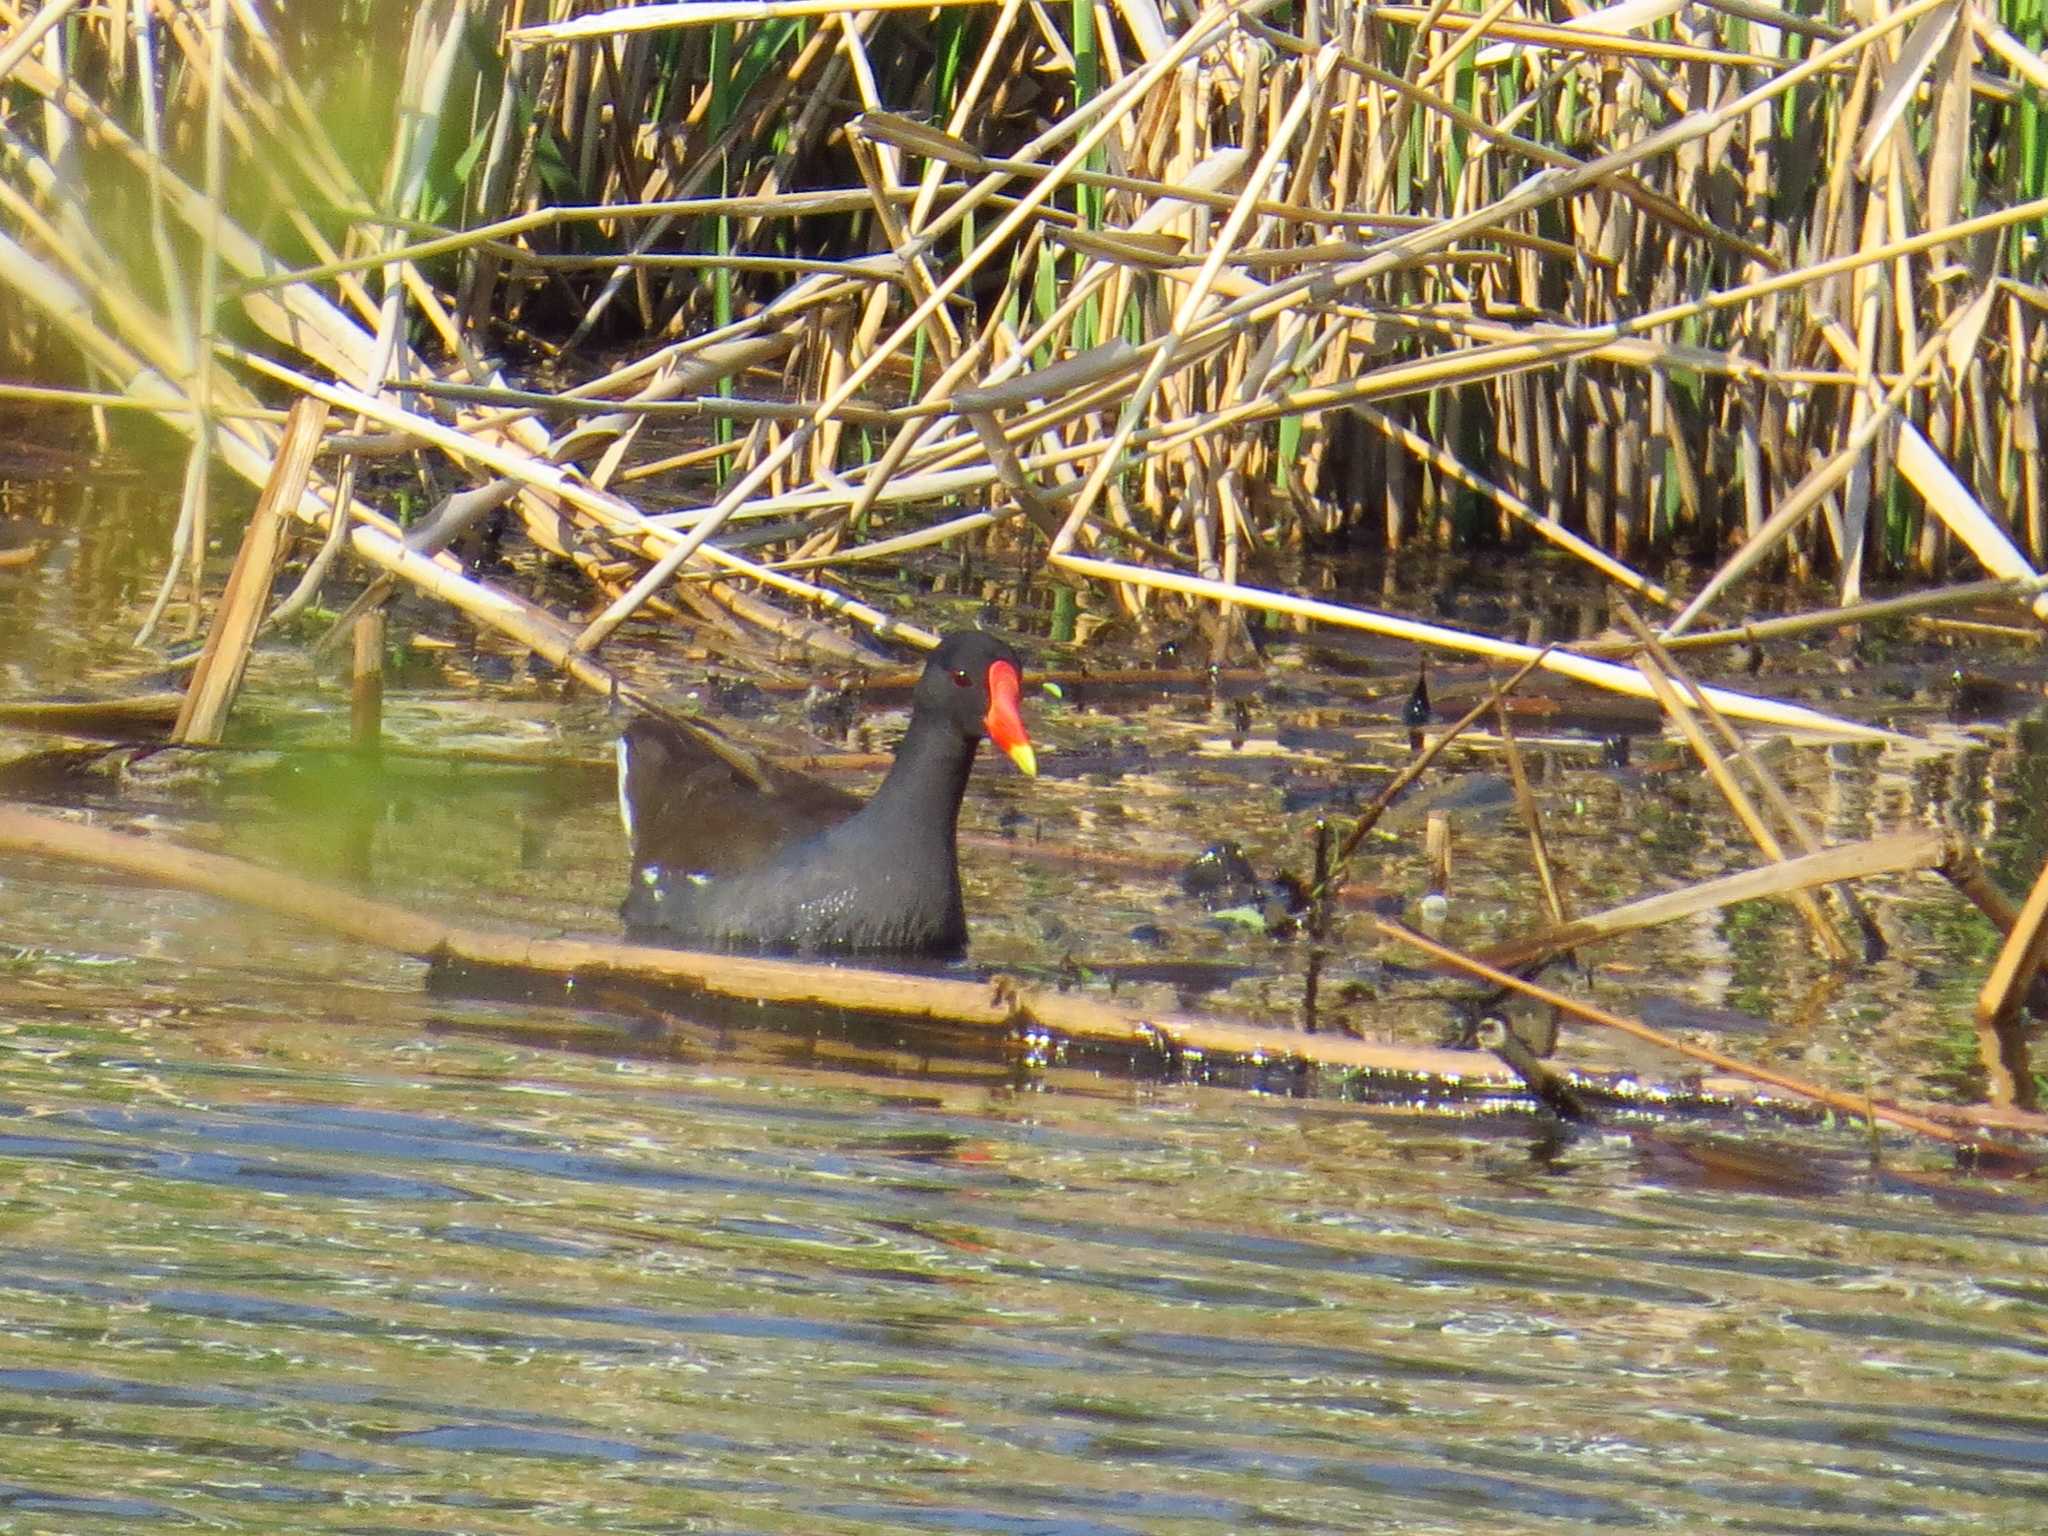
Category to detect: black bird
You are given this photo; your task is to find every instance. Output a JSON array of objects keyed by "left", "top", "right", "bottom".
[{"left": 618, "top": 630, "right": 1036, "bottom": 956}]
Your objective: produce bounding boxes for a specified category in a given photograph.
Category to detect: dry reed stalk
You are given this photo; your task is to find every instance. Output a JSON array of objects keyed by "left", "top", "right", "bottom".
[
  {"left": 1, "top": 47, "right": 380, "bottom": 382},
  {"left": 1582, "top": 575, "right": 2048, "bottom": 657},
  {"left": 1391, "top": 3, "right": 1785, "bottom": 67},
  {"left": 576, "top": 422, "right": 818, "bottom": 652},
  {"left": 1051, "top": 43, "right": 1340, "bottom": 553},
  {"left": 0, "top": 696, "right": 182, "bottom": 732},
  {"left": 350, "top": 609, "right": 385, "bottom": 753},
  {"left": 1616, "top": 604, "right": 1887, "bottom": 958},
  {"left": 1494, "top": 703, "right": 1567, "bottom": 929},
  {"left": 409, "top": 375, "right": 866, "bottom": 427},
  {"left": 811, "top": 0, "right": 1257, "bottom": 423},
  {"left": 1477, "top": 830, "right": 1948, "bottom": 974},
  {"left": 0, "top": 0, "right": 84, "bottom": 80},
  {"left": 1322, "top": 646, "right": 1558, "bottom": 901},
  {"left": 1625, "top": 625, "right": 1855, "bottom": 964},
  {"left": 1660, "top": 313, "right": 1974, "bottom": 632},
  {"left": 46, "top": 7, "right": 374, "bottom": 325},
  {"left": 1180, "top": 189, "right": 2048, "bottom": 437},
  {"left": 510, "top": 0, "right": 1003, "bottom": 43},
  {"left": 1940, "top": 843, "right": 2044, "bottom": 1108},
  {"left": 172, "top": 397, "right": 330, "bottom": 746},
  {"left": 1050, "top": 553, "right": 1893, "bottom": 738},
  {"left": 131, "top": 0, "right": 231, "bottom": 646},
  {"left": 1975, "top": 857, "right": 2048, "bottom": 1112},
  {"left": 228, "top": 352, "right": 939, "bottom": 652},
  {"left": 1238, "top": 0, "right": 1953, "bottom": 316},
  {"left": 0, "top": 379, "right": 280, "bottom": 416},
  {"left": 0, "top": 211, "right": 650, "bottom": 703}
]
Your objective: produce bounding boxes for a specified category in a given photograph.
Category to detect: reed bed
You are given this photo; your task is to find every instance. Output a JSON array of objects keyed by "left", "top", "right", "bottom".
[{"left": 0, "top": 0, "right": 2040, "bottom": 686}]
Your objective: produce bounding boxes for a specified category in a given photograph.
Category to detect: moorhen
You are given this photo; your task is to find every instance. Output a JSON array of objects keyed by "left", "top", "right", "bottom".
[{"left": 618, "top": 630, "right": 1036, "bottom": 957}]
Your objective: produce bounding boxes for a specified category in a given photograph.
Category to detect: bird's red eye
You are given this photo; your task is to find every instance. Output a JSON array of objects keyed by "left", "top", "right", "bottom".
[{"left": 952, "top": 669, "right": 972, "bottom": 687}]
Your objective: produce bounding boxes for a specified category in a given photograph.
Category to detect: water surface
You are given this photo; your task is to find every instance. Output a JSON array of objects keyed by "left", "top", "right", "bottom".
[{"left": 4, "top": 471, "right": 2047, "bottom": 1531}]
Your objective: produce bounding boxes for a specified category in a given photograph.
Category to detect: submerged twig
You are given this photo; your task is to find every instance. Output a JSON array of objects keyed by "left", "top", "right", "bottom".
[{"left": 1317, "top": 647, "right": 1557, "bottom": 909}]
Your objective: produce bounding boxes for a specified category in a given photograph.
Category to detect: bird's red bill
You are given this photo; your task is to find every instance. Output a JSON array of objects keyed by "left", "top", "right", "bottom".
[{"left": 983, "top": 660, "right": 1037, "bottom": 777}]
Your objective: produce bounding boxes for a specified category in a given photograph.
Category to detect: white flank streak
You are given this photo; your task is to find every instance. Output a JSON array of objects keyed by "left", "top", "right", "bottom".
[{"left": 615, "top": 738, "right": 635, "bottom": 849}]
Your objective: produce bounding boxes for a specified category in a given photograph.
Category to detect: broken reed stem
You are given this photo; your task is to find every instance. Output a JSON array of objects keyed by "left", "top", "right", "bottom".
[
  {"left": 1494, "top": 703, "right": 1566, "bottom": 927},
  {"left": 1940, "top": 843, "right": 2044, "bottom": 1110},
  {"left": 171, "top": 396, "right": 330, "bottom": 745},
  {"left": 1974, "top": 854, "right": 2048, "bottom": 1113},
  {"left": 351, "top": 608, "right": 385, "bottom": 754}
]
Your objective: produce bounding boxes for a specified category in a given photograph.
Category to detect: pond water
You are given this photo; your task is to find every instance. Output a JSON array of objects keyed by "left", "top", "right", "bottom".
[{"left": 3, "top": 473, "right": 2048, "bottom": 1531}]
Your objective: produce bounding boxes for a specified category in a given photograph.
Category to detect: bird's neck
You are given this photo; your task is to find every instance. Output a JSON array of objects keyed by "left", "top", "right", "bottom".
[{"left": 862, "top": 715, "right": 978, "bottom": 839}]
